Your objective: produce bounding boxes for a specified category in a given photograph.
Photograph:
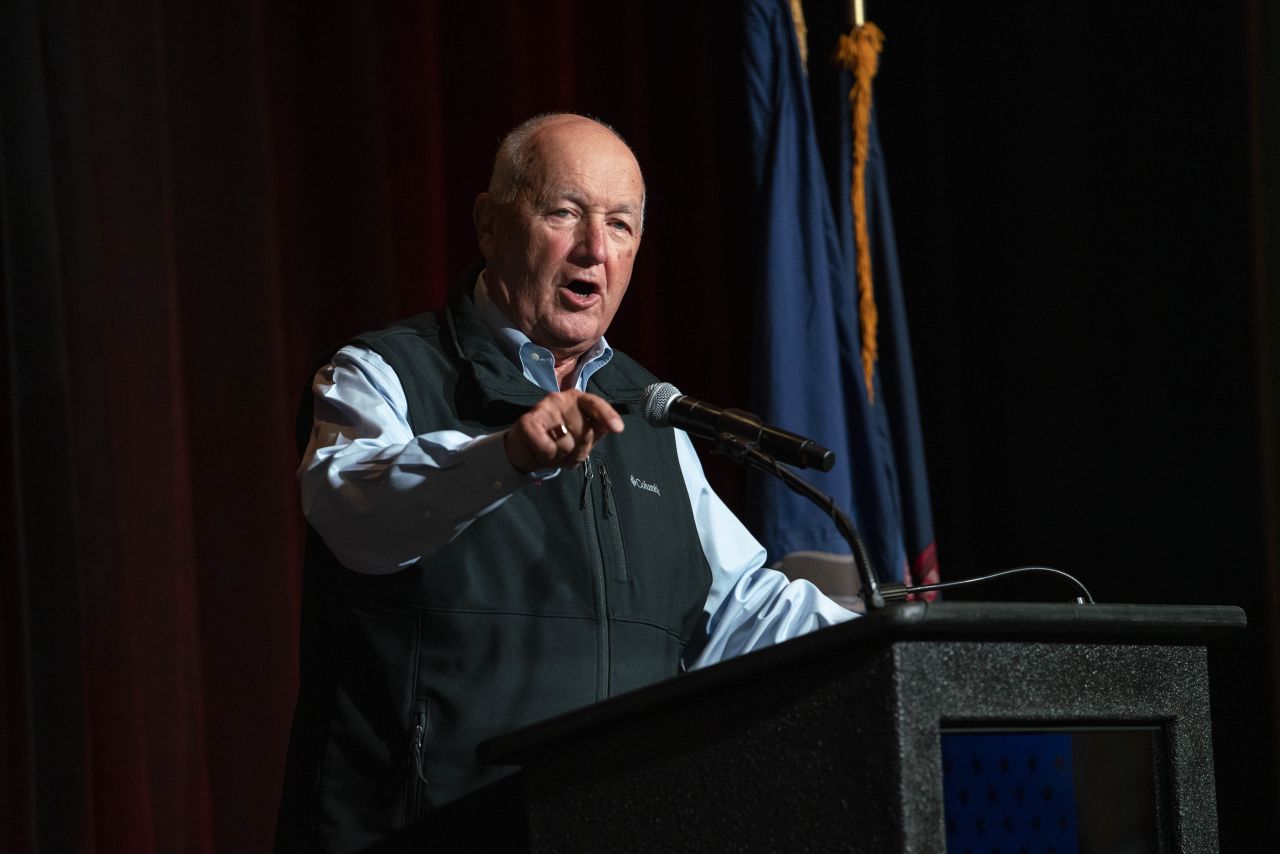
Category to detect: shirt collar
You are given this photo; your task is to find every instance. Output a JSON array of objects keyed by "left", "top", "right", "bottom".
[{"left": 474, "top": 270, "right": 613, "bottom": 394}]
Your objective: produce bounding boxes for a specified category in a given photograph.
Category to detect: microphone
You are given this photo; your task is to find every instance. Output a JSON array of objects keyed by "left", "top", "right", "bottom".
[{"left": 640, "top": 383, "right": 835, "bottom": 472}]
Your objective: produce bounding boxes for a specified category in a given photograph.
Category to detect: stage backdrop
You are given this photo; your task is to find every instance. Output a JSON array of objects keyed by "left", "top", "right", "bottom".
[{"left": 3, "top": 1, "right": 1276, "bottom": 852}]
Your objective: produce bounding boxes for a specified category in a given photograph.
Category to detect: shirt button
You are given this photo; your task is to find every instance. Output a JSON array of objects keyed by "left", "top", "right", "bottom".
[
  {"left": 530, "top": 352, "right": 540, "bottom": 361},
  {"left": 421, "top": 509, "right": 433, "bottom": 519},
  {"left": 491, "top": 480, "right": 503, "bottom": 491}
]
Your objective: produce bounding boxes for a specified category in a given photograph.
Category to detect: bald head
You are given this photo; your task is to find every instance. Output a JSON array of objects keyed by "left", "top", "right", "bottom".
[{"left": 487, "top": 114, "right": 646, "bottom": 232}]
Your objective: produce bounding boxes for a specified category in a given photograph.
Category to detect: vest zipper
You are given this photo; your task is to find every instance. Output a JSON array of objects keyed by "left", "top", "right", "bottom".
[
  {"left": 598, "top": 463, "right": 628, "bottom": 582},
  {"left": 600, "top": 462, "right": 614, "bottom": 517},
  {"left": 579, "top": 456, "right": 593, "bottom": 510},
  {"left": 580, "top": 457, "right": 610, "bottom": 700},
  {"left": 405, "top": 699, "right": 429, "bottom": 822}
]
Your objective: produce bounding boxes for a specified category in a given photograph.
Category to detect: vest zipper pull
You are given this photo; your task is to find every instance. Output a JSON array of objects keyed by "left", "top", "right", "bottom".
[
  {"left": 600, "top": 463, "right": 614, "bottom": 518},
  {"left": 579, "top": 457, "right": 594, "bottom": 510},
  {"left": 410, "top": 701, "right": 429, "bottom": 786},
  {"left": 410, "top": 723, "right": 427, "bottom": 784}
]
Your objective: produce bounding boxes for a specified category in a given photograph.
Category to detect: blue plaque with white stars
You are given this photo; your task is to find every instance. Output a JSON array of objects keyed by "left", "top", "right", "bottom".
[{"left": 942, "top": 732, "right": 1080, "bottom": 854}]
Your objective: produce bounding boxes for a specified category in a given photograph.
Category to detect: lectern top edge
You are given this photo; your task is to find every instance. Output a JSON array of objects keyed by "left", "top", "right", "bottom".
[{"left": 478, "top": 601, "right": 1245, "bottom": 767}]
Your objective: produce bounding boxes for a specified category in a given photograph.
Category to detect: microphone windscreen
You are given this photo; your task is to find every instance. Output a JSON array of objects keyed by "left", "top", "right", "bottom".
[{"left": 640, "top": 382, "right": 682, "bottom": 427}]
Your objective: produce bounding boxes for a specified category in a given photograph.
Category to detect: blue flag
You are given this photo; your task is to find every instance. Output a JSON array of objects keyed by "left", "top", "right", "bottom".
[{"left": 742, "top": 0, "right": 938, "bottom": 587}]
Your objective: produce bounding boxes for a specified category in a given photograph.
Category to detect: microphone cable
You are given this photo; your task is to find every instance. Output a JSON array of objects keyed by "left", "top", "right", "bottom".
[{"left": 895, "top": 566, "right": 1095, "bottom": 605}]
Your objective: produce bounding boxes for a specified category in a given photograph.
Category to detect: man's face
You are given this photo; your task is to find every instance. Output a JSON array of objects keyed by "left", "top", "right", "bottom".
[{"left": 476, "top": 118, "right": 644, "bottom": 361}]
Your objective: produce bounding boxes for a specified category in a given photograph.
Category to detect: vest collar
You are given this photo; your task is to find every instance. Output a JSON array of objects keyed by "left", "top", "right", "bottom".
[{"left": 444, "top": 263, "right": 632, "bottom": 407}]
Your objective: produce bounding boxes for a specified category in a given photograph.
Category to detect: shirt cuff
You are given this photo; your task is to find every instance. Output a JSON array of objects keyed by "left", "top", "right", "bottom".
[{"left": 464, "top": 430, "right": 552, "bottom": 493}]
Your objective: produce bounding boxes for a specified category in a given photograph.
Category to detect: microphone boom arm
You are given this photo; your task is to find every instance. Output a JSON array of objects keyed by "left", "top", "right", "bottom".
[{"left": 714, "top": 433, "right": 906, "bottom": 610}]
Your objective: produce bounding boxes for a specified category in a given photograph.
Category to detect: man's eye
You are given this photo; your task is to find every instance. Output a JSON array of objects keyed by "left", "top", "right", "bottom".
[
  {"left": 609, "top": 220, "right": 631, "bottom": 232},
  {"left": 551, "top": 209, "right": 574, "bottom": 218}
]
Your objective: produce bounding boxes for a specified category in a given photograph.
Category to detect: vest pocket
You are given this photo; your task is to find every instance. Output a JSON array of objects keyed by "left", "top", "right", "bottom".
[{"left": 403, "top": 697, "right": 431, "bottom": 824}]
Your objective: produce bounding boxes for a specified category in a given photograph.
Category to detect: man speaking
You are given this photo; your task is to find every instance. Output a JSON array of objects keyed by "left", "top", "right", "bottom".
[{"left": 277, "top": 114, "right": 855, "bottom": 852}]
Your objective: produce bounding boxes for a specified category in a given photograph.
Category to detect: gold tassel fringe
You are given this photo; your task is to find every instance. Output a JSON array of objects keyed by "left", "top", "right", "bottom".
[
  {"left": 835, "top": 22, "right": 884, "bottom": 403},
  {"left": 790, "top": 0, "right": 809, "bottom": 69}
]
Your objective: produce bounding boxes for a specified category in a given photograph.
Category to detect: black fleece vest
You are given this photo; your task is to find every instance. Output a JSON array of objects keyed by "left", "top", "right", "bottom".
[{"left": 278, "top": 275, "right": 712, "bottom": 853}]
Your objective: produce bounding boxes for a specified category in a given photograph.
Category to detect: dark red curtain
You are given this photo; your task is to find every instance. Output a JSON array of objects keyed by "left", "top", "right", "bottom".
[
  {"left": 5, "top": 2, "right": 1279, "bottom": 852},
  {"left": 2, "top": 3, "right": 757, "bottom": 852}
]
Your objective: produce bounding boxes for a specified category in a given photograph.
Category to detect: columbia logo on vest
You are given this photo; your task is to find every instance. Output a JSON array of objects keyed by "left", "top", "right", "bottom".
[{"left": 629, "top": 475, "right": 661, "bottom": 496}]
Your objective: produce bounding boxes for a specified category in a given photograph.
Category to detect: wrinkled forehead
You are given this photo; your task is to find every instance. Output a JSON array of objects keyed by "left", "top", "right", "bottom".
[{"left": 522, "top": 122, "right": 645, "bottom": 206}]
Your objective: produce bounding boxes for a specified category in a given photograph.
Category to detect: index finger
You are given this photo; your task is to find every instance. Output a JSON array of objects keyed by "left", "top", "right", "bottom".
[{"left": 575, "top": 393, "right": 625, "bottom": 434}]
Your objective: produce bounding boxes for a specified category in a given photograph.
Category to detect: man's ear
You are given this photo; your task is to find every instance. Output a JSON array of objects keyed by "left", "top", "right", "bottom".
[{"left": 473, "top": 193, "right": 495, "bottom": 259}]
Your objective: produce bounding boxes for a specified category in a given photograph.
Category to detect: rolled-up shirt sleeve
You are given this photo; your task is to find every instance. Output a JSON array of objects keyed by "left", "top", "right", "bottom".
[
  {"left": 673, "top": 430, "right": 857, "bottom": 670},
  {"left": 299, "top": 345, "right": 536, "bottom": 574}
]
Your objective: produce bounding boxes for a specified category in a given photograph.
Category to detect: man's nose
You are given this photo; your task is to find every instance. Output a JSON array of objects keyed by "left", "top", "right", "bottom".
[{"left": 573, "top": 218, "right": 608, "bottom": 266}]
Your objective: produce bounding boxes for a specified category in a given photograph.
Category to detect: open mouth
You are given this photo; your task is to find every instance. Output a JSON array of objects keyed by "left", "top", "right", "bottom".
[{"left": 561, "top": 280, "right": 600, "bottom": 307}]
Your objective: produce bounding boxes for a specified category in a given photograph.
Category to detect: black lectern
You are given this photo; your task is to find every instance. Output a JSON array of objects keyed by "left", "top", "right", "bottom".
[{"left": 433, "top": 603, "right": 1244, "bottom": 852}]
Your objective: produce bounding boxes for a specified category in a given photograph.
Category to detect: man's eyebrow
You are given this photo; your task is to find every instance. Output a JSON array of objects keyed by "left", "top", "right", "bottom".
[
  {"left": 535, "top": 188, "right": 639, "bottom": 217},
  {"left": 532, "top": 187, "right": 581, "bottom": 207}
]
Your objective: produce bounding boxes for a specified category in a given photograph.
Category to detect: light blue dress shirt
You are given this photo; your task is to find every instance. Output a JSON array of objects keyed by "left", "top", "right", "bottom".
[{"left": 298, "top": 275, "right": 856, "bottom": 669}]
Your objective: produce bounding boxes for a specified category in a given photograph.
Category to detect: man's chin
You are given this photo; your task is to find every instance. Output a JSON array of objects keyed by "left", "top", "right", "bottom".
[{"left": 536, "top": 321, "right": 606, "bottom": 360}]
